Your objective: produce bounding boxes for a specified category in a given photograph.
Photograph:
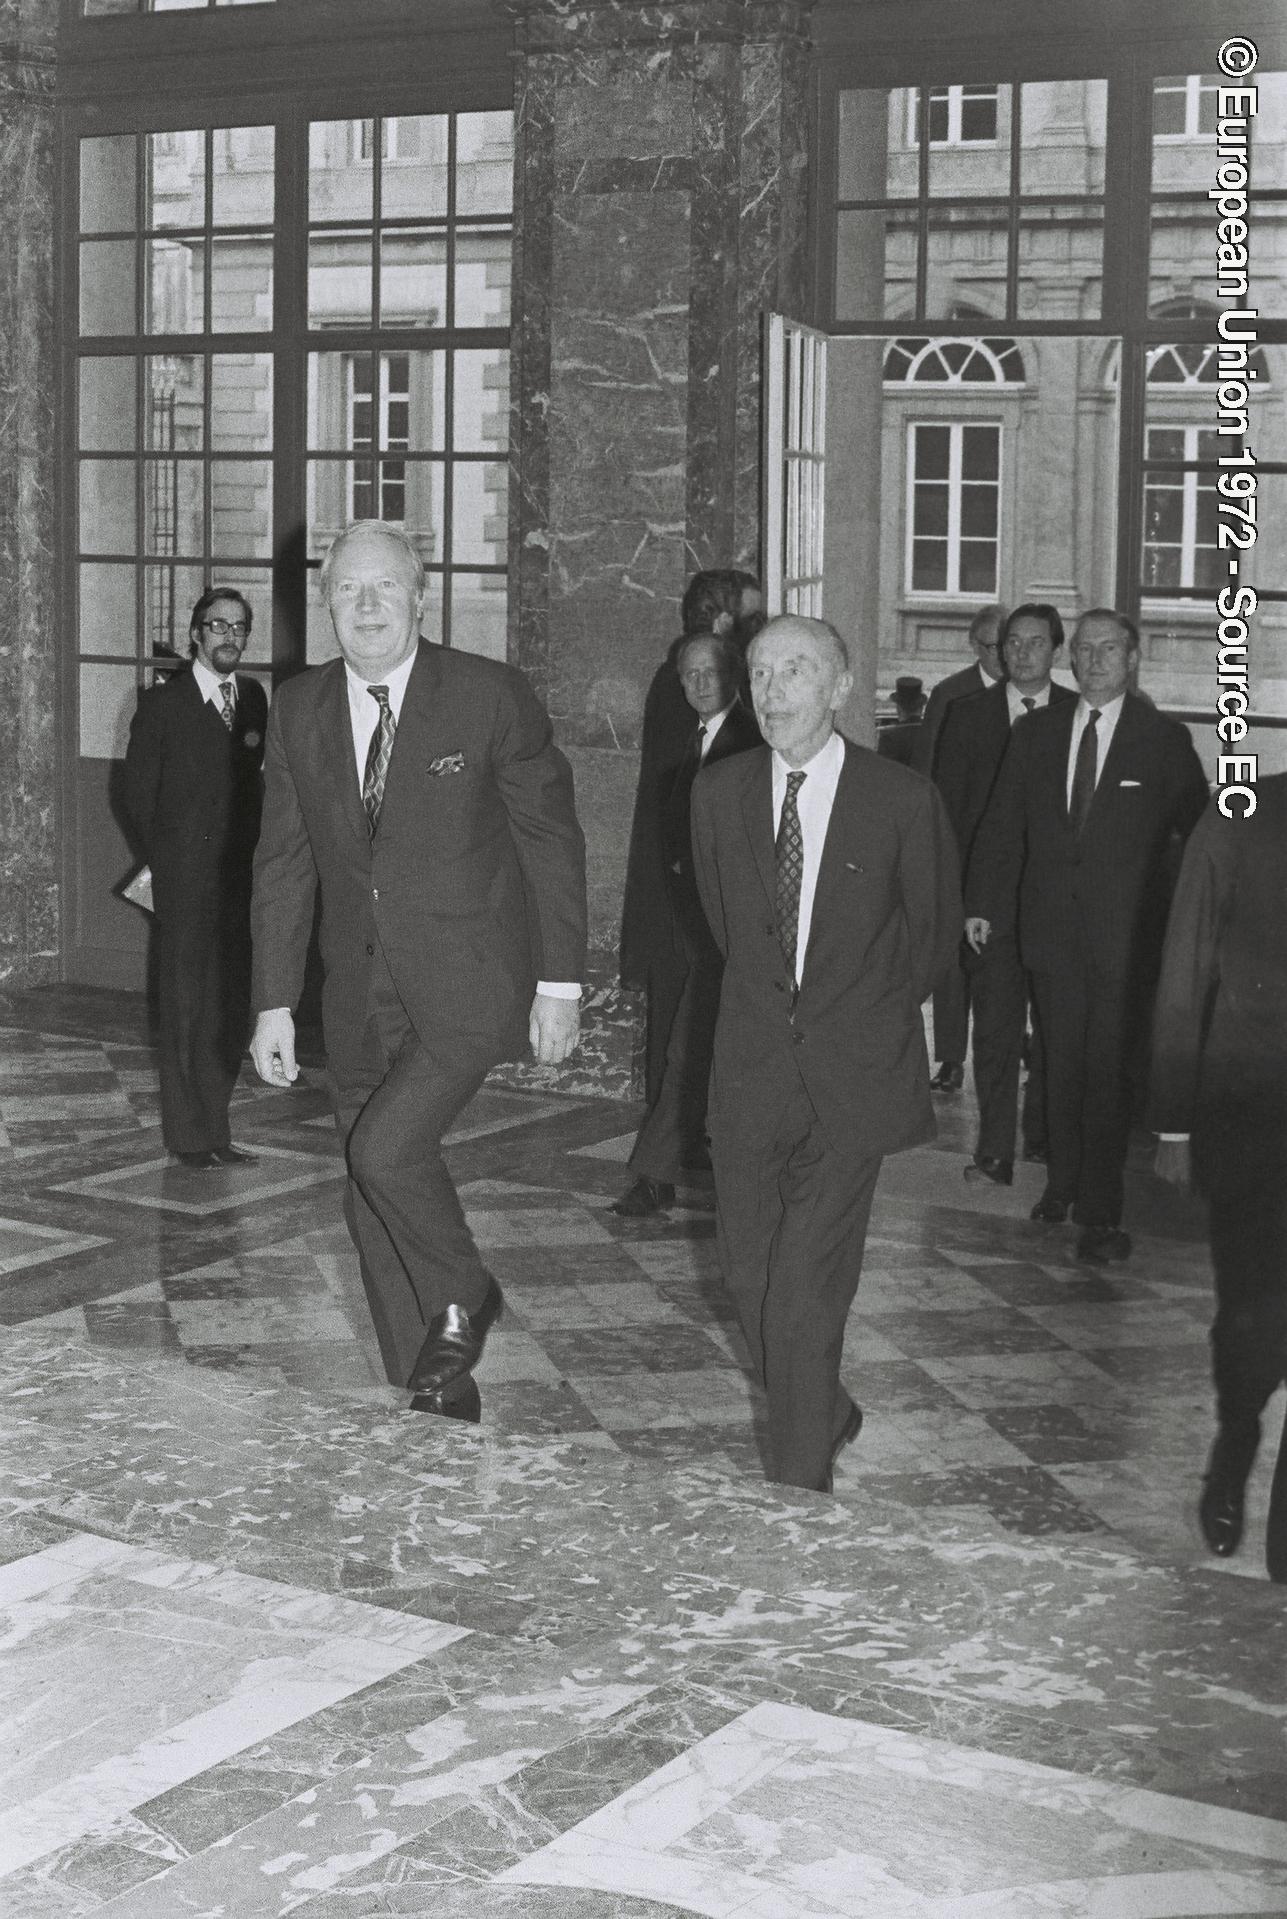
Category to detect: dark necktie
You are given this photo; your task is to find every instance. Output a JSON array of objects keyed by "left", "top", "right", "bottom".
[
  {"left": 1069, "top": 707, "right": 1100, "bottom": 833},
  {"left": 218, "top": 681, "right": 235, "bottom": 731},
  {"left": 1021, "top": 696, "right": 1035, "bottom": 713},
  {"left": 775, "top": 770, "right": 807, "bottom": 986},
  {"left": 362, "top": 685, "right": 396, "bottom": 837}
]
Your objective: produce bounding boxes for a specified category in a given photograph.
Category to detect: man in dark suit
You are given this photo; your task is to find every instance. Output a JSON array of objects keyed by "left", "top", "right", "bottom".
[
  {"left": 692, "top": 615, "right": 960, "bottom": 1492},
  {"left": 123, "top": 587, "right": 267, "bottom": 1169},
  {"left": 1150, "top": 777, "right": 1287, "bottom": 1582},
  {"left": 935, "top": 604, "right": 1076, "bottom": 1185},
  {"left": 612, "top": 632, "right": 761, "bottom": 1215},
  {"left": 875, "top": 676, "right": 926, "bottom": 768},
  {"left": 620, "top": 569, "right": 761, "bottom": 1122},
  {"left": 912, "top": 602, "right": 1008, "bottom": 1091},
  {"left": 250, "top": 521, "right": 586, "bottom": 1424},
  {"left": 966, "top": 608, "right": 1208, "bottom": 1264}
]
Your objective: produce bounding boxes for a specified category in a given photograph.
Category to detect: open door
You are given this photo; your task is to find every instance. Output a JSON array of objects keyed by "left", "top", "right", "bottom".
[{"left": 762, "top": 313, "right": 828, "bottom": 617}]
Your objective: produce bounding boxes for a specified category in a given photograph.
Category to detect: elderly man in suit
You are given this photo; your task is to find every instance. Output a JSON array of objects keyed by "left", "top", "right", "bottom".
[
  {"left": 613, "top": 630, "right": 761, "bottom": 1215},
  {"left": 966, "top": 608, "right": 1208, "bottom": 1265},
  {"left": 935, "top": 604, "right": 1076, "bottom": 1185},
  {"left": 250, "top": 521, "right": 586, "bottom": 1424},
  {"left": 691, "top": 615, "right": 960, "bottom": 1492},
  {"left": 1150, "top": 776, "right": 1287, "bottom": 1582},
  {"left": 124, "top": 587, "right": 267, "bottom": 1169},
  {"left": 913, "top": 602, "right": 1009, "bottom": 1092}
]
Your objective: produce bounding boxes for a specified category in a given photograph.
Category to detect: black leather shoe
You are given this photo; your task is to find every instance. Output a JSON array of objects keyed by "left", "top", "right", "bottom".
[
  {"left": 1266, "top": 1423, "right": 1287, "bottom": 1583},
  {"left": 174, "top": 1151, "right": 220, "bottom": 1169},
  {"left": 929, "top": 1063, "right": 964, "bottom": 1092},
  {"left": 1030, "top": 1192, "right": 1070, "bottom": 1224},
  {"left": 1199, "top": 1473, "right": 1246, "bottom": 1558},
  {"left": 820, "top": 1399, "right": 864, "bottom": 1494},
  {"left": 964, "top": 1155, "right": 1013, "bottom": 1187},
  {"left": 610, "top": 1176, "right": 675, "bottom": 1217},
  {"left": 410, "top": 1372, "right": 482, "bottom": 1425},
  {"left": 1076, "top": 1226, "right": 1132, "bottom": 1265},
  {"left": 212, "top": 1145, "right": 259, "bottom": 1167},
  {"left": 408, "top": 1277, "right": 503, "bottom": 1397}
]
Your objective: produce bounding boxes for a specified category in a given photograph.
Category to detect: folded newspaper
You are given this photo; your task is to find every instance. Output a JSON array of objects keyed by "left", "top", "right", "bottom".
[{"left": 122, "top": 866, "right": 154, "bottom": 913}]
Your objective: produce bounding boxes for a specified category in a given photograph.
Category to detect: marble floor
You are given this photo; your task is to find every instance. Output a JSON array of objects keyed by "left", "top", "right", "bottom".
[{"left": 1, "top": 987, "right": 1285, "bottom": 1918}]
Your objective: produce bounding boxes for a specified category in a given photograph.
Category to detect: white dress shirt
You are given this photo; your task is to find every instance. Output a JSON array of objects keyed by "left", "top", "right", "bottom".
[
  {"left": 1065, "top": 692, "right": 1126, "bottom": 810},
  {"left": 698, "top": 702, "right": 736, "bottom": 759},
  {"left": 344, "top": 651, "right": 578, "bottom": 1000},
  {"left": 192, "top": 656, "right": 237, "bottom": 713},
  {"left": 770, "top": 729, "right": 846, "bottom": 987},
  {"left": 1005, "top": 681, "right": 1052, "bottom": 725}
]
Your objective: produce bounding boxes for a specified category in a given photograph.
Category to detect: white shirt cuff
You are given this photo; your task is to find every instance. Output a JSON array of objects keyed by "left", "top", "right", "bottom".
[
  {"left": 535, "top": 981, "right": 581, "bottom": 999},
  {"left": 1156, "top": 1133, "right": 1190, "bottom": 1143}
]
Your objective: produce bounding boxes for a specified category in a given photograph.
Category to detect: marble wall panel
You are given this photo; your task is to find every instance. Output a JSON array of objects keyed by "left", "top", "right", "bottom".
[{"left": 0, "top": 25, "right": 58, "bottom": 988}]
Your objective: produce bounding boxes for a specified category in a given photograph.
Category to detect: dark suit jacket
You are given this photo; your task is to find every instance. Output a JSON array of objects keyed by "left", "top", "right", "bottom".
[
  {"left": 663, "top": 701, "right": 762, "bottom": 951},
  {"left": 966, "top": 692, "right": 1209, "bottom": 982},
  {"left": 1149, "top": 775, "right": 1287, "bottom": 1189},
  {"left": 251, "top": 641, "right": 586, "bottom": 1074},
  {"left": 911, "top": 661, "right": 991, "bottom": 777},
  {"left": 123, "top": 665, "right": 267, "bottom": 921},
  {"left": 620, "top": 643, "right": 709, "bottom": 984},
  {"left": 876, "top": 719, "right": 923, "bottom": 768},
  {"left": 936, "top": 679, "right": 1076, "bottom": 868},
  {"left": 691, "top": 737, "right": 961, "bottom": 1158}
]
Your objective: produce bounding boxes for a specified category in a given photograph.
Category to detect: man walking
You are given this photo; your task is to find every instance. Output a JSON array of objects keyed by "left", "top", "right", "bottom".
[{"left": 250, "top": 521, "right": 586, "bottom": 1423}]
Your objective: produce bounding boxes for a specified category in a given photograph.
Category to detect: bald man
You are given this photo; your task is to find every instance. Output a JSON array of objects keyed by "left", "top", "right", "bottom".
[{"left": 691, "top": 616, "right": 960, "bottom": 1492}]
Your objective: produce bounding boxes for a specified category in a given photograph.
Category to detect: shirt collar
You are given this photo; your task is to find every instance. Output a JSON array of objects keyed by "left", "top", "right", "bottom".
[
  {"left": 345, "top": 643, "right": 419, "bottom": 709},
  {"left": 771, "top": 727, "right": 845, "bottom": 785},
  {"left": 1075, "top": 691, "right": 1126, "bottom": 725},
  {"left": 192, "top": 656, "right": 235, "bottom": 706}
]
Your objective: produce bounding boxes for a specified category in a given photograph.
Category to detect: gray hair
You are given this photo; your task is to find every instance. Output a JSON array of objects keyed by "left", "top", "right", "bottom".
[
  {"left": 319, "top": 520, "right": 427, "bottom": 602},
  {"left": 968, "top": 602, "right": 1008, "bottom": 646},
  {"left": 677, "top": 630, "right": 742, "bottom": 676},
  {"left": 751, "top": 614, "right": 850, "bottom": 675}
]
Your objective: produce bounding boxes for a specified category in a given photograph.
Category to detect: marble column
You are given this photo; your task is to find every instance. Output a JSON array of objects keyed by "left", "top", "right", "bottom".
[
  {"left": 0, "top": 0, "right": 57, "bottom": 987},
  {"left": 508, "top": 0, "right": 813, "bottom": 954}
]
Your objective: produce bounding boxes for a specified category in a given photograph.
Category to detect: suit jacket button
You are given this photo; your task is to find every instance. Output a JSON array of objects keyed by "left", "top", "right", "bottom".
[
  {"left": 365, "top": 942, "right": 375, "bottom": 956},
  {"left": 793, "top": 1032, "right": 804, "bottom": 1045},
  {"left": 774, "top": 980, "right": 785, "bottom": 993}
]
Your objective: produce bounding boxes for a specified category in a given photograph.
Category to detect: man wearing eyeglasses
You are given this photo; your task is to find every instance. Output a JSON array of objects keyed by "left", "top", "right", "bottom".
[{"left": 124, "top": 587, "right": 268, "bottom": 1169}]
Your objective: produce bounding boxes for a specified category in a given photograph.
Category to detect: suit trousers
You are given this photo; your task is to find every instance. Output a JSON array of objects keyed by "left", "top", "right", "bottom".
[
  {"left": 643, "top": 951, "right": 689, "bottom": 1110},
  {"left": 967, "top": 934, "right": 1046, "bottom": 1161},
  {"left": 713, "top": 1078, "right": 881, "bottom": 1490},
  {"left": 629, "top": 946, "right": 722, "bottom": 1182},
  {"left": 331, "top": 950, "right": 492, "bottom": 1387},
  {"left": 1030, "top": 962, "right": 1132, "bottom": 1229},
  {"left": 931, "top": 955, "right": 969, "bottom": 1068},
  {"left": 156, "top": 880, "right": 249, "bottom": 1155}
]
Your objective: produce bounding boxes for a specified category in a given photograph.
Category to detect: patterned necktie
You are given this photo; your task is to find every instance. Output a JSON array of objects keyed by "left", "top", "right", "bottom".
[
  {"left": 775, "top": 770, "right": 807, "bottom": 987},
  {"left": 1069, "top": 707, "right": 1100, "bottom": 833},
  {"left": 362, "top": 685, "right": 396, "bottom": 838},
  {"left": 219, "top": 681, "right": 235, "bottom": 731}
]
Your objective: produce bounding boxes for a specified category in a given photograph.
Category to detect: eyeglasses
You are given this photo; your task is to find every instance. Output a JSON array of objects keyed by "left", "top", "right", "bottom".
[{"left": 201, "top": 619, "right": 249, "bottom": 639}]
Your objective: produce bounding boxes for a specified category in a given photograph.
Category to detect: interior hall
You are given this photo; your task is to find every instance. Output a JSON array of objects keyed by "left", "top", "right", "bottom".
[{"left": 2, "top": 1, "right": 1287, "bottom": 1914}]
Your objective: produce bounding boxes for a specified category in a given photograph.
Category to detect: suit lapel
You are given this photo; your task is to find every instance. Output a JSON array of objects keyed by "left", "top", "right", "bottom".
[
  {"left": 801, "top": 739, "right": 854, "bottom": 977},
  {"left": 319, "top": 661, "right": 369, "bottom": 847},
  {"left": 1083, "top": 694, "right": 1143, "bottom": 829},
  {"left": 740, "top": 748, "right": 777, "bottom": 910}
]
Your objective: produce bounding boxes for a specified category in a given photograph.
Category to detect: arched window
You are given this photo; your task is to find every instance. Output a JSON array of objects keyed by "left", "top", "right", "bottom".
[{"left": 884, "top": 335, "right": 1025, "bottom": 384}]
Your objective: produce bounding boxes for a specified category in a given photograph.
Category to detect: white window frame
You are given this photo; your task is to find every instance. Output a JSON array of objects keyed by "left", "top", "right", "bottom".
[
  {"left": 904, "top": 419, "right": 1002, "bottom": 598},
  {"left": 763, "top": 314, "right": 827, "bottom": 617},
  {"left": 346, "top": 350, "right": 411, "bottom": 523},
  {"left": 1153, "top": 74, "right": 1219, "bottom": 141},
  {"left": 1142, "top": 423, "right": 1218, "bottom": 592},
  {"left": 907, "top": 84, "right": 1000, "bottom": 149}
]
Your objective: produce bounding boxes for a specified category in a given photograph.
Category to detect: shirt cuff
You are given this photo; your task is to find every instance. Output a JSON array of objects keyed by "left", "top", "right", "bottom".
[
  {"left": 535, "top": 981, "right": 581, "bottom": 1000},
  {"left": 1156, "top": 1133, "right": 1190, "bottom": 1143}
]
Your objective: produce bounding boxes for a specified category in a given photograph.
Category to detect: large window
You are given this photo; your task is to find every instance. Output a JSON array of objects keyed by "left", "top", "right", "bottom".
[{"left": 906, "top": 423, "right": 1000, "bottom": 596}]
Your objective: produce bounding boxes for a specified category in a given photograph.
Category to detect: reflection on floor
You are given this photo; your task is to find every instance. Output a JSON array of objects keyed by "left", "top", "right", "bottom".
[{"left": 1, "top": 989, "right": 1284, "bottom": 1917}]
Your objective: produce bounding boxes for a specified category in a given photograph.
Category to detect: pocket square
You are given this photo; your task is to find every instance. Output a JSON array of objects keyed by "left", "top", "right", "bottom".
[
  {"left": 429, "top": 752, "right": 466, "bottom": 776},
  {"left": 1119, "top": 779, "right": 1142, "bottom": 788}
]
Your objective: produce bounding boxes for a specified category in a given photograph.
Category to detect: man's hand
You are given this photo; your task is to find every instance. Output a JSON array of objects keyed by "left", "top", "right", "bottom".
[
  {"left": 964, "top": 916, "right": 991, "bottom": 953},
  {"left": 251, "top": 1007, "right": 299, "bottom": 1087},
  {"left": 529, "top": 992, "right": 580, "bottom": 1065},
  {"left": 1154, "top": 1137, "right": 1192, "bottom": 1190}
]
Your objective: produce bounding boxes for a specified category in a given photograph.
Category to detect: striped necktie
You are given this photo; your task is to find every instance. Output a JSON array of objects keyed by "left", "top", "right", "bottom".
[
  {"left": 362, "top": 685, "right": 396, "bottom": 837},
  {"left": 218, "top": 681, "right": 235, "bottom": 731}
]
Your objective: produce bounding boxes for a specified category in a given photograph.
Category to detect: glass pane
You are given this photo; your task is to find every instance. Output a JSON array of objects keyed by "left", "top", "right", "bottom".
[
  {"left": 79, "top": 563, "right": 137, "bottom": 657},
  {"left": 80, "top": 239, "right": 135, "bottom": 336},
  {"left": 835, "top": 207, "right": 907, "bottom": 322},
  {"left": 1019, "top": 199, "right": 1103, "bottom": 319},
  {"left": 837, "top": 89, "right": 898, "bottom": 201},
  {"left": 211, "top": 460, "right": 273, "bottom": 558},
  {"left": 914, "top": 484, "right": 949, "bottom": 535},
  {"left": 309, "top": 231, "right": 372, "bottom": 328},
  {"left": 80, "top": 135, "right": 136, "bottom": 234},
  {"left": 1020, "top": 81, "right": 1106, "bottom": 195},
  {"left": 80, "top": 664, "right": 139, "bottom": 760},
  {"left": 455, "top": 227, "right": 511, "bottom": 328},
  {"left": 404, "top": 464, "right": 444, "bottom": 561},
  {"left": 306, "top": 459, "right": 376, "bottom": 558},
  {"left": 1153, "top": 76, "right": 1219, "bottom": 192},
  {"left": 927, "top": 87, "right": 1010, "bottom": 200},
  {"left": 83, "top": 0, "right": 136, "bottom": 16},
  {"left": 914, "top": 425, "right": 950, "bottom": 478},
  {"left": 143, "top": 562, "right": 204, "bottom": 658},
  {"left": 79, "top": 358, "right": 136, "bottom": 451},
  {"left": 911, "top": 540, "right": 948, "bottom": 592},
  {"left": 452, "top": 348, "right": 508, "bottom": 453},
  {"left": 211, "top": 233, "right": 273, "bottom": 330},
  {"left": 1246, "top": 72, "right": 1287, "bottom": 188},
  {"left": 211, "top": 125, "right": 275, "bottom": 226},
  {"left": 382, "top": 114, "right": 449, "bottom": 220},
  {"left": 456, "top": 111, "right": 514, "bottom": 216},
  {"left": 147, "top": 129, "right": 204, "bottom": 230},
  {"left": 925, "top": 202, "right": 1010, "bottom": 318},
  {"left": 308, "top": 351, "right": 356, "bottom": 452},
  {"left": 309, "top": 120, "right": 374, "bottom": 223},
  {"left": 420, "top": 571, "right": 446, "bottom": 648},
  {"left": 80, "top": 459, "right": 136, "bottom": 555},
  {"left": 143, "top": 458, "right": 203, "bottom": 554},
  {"left": 394, "top": 350, "right": 445, "bottom": 453},
  {"left": 211, "top": 353, "right": 273, "bottom": 453},
  {"left": 147, "top": 236, "right": 205, "bottom": 333},
  {"left": 452, "top": 461, "right": 506, "bottom": 567},
  {"left": 959, "top": 540, "right": 997, "bottom": 594},
  {"left": 145, "top": 354, "right": 204, "bottom": 450},
  {"left": 962, "top": 425, "right": 999, "bottom": 480},
  {"left": 450, "top": 571, "right": 507, "bottom": 659},
  {"left": 381, "top": 229, "right": 448, "bottom": 328}
]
